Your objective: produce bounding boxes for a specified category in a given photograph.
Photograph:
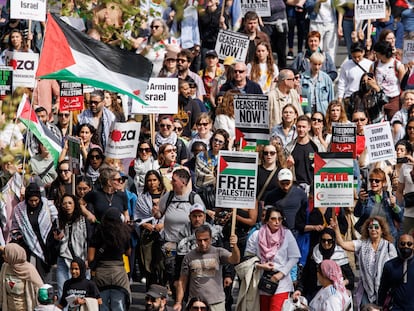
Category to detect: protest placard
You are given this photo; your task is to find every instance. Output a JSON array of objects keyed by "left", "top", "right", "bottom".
[
  {"left": 59, "top": 81, "right": 84, "bottom": 111},
  {"left": 355, "top": 0, "right": 386, "bottom": 21},
  {"left": 131, "top": 78, "right": 178, "bottom": 114},
  {"left": 403, "top": 39, "right": 414, "bottom": 64},
  {"left": 330, "top": 122, "right": 356, "bottom": 158},
  {"left": 314, "top": 152, "right": 354, "bottom": 208},
  {"left": 10, "top": 0, "right": 47, "bottom": 22},
  {"left": 105, "top": 122, "right": 141, "bottom": 159},
  {"left": 5, "top": 51, "right": 39, "bottom": 88},
  {"left": 240, "top": 0, "right": 271, "bottom": 17},
  {"left": 234, "top": 94, "right": 269, "bottom": 150},
  {"left": 67, "top": 136, "right": 81, "bottom": 175},
  {"left": 364, "top": 122, "right": 395, "bottom": 163},
  {"left": 216, "top": 151, "right": 258, "bottom": 208},
  {"left": 0, "top": 67, "right": 13, "bottom": 96},
  {"left": 215, "top": 30, "right": 249, "bottom": 63}
]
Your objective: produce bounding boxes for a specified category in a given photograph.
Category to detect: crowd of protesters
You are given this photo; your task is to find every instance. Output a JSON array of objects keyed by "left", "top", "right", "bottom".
[{"left": 2, "top": 0, "right": 414, "bottom": 310}]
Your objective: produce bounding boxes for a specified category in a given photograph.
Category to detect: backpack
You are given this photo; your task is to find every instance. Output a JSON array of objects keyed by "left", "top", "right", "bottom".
[{"left": 165, "top": 190, "right": 196, "bottom": 207}]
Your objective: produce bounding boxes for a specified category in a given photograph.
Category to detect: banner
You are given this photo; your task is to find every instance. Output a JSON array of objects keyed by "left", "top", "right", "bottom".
[
  {"left": 5, "top": 51, "right": 39, "bottom": 88},
  {"left": 364, "top": 122, "right": 395, "bottom": 163},
  {"left": 355, "top": 0, "right": 386, "bottom": 20},
  {"left": 131, "top": 77, "right": 178, "bottom": 114},
  {"left": 215, "top": 30, "right": 249, "bottom": 63},
  {"left": 234, "top": 94, "right": 269, "bottom": 150},
  {"left": 330, "top": 122, "right": 357, "bottom": 158},
  {"left": 240, "top": 0, "right": 271, "bottom": 17},
  {"left": 10, "top": 0, "right": 47, "bottom": 22},
  {"left": 67, "top": 136, "right": 81, "bottom": 175},
  {"left": 0, "top": 66, "right": 13, "bottom": 96},
  {"left": 216, "top": 151, "right": 258, "bottom": 208},
  {"left": 403, "top": 40, "right": 414, "bottom": 64},
  {"left": 105, "top": 122, "right": 141, "bottom": 159},
  {"left": 59, "top": 81, "right": 84, "bottom": 111},
  {"left": 314, "top": 152, "right": 354, "bottom": 208}
]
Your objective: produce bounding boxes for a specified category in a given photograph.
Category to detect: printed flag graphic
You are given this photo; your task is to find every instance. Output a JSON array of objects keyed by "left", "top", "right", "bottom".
[{"left": 37, "top": 13, "right": 153, "bottom": 105}]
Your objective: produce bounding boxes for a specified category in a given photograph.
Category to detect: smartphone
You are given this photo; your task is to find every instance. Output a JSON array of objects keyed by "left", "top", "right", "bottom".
[
  {"left": 361, "top": 180, "right": 368, "bottom": 192},
  {"left": 397, "top": 157, "right": 409, "bottom": 164}
]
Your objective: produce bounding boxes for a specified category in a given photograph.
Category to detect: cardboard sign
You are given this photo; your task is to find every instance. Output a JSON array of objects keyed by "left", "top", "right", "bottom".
[
  {"left": 59, "top": 81, "right": 84, "bottom": 111},
  {"left": 330, "top": 122, "right": 357, "bottom": 158},
  {"left": 355, "top": 0, "right": 386, "bottom": 21},
  {"left": 10, "top": 0, "right": 47, "bottom": 22},
  {"left": 314, "top": 152, "right": 354, "bottom": 208},
  {"left": 234, "top": 94, "right": 269, "bottom": 149},
  {"left": 131, "top": 78, "right": 178, "bottom": 114},
  {"left": 364, "top": 122, "right": 395, "bottom": 163},
  {"left": 215, "top": 30, "right": 249, "bottom": 63},
  {"left": 67, "top": 136, "right": 81, "bottom": 176},
  {"left": 240, "top": 0, "right": 271, "bottom": 17},
  {"left": 216, "top": 151, "right": 258, "bottom": 208},
  {"left": 403, "top": 39, "right": 414, "bottom": 64},
  {"left": 105, "top": 122, "right": 141, "bottom": 159},
  {"left": 0, "top": 66, "right": 13, "bottom": 96},
  {"left": 5, "top": 51, "right": 39, "bottom": 88}
]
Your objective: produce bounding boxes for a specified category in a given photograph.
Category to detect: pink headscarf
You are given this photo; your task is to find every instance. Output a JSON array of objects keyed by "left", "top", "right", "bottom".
[
  {"left": 320, "top": 259, "right": 347, "bottom": 305},
  {"left": 258, "top": 224, "right": 286, "bottom": 263}
]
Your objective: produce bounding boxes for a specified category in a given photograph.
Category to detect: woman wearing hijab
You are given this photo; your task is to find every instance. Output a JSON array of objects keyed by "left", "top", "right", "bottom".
[
  {"left": 293, "top": 228, "right": 354, "bottom": 301},
  {"left": 309, "top": 259, "right": 351, "bottom": 311},
  {"left": 245, "top": 206, "right": 301, "bottom": 311},
  {"left": 0, "top": 243, "right": 43, "bottom": 310}
]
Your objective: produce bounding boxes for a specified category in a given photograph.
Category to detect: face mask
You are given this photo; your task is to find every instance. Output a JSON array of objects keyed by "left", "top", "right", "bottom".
[{"left": 399, "top": 247, "right": 413, "bottom": 259}]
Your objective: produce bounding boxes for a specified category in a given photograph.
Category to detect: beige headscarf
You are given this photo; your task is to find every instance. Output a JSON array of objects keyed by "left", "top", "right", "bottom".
[{"left": 4, "top": 243, "right": 43, "bottom": 287}]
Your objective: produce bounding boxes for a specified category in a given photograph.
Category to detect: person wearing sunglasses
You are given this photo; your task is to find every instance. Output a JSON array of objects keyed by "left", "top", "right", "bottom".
[
  {"left": 378, "top": 234, "right": 414, "bottom": 310},
  {"left": 220, "top": 62, "right": 263, "bottom": 95},
  {"left": 245, "top": 207, "right": 301, "bottom": 311},
  {"left": 188, "top": 113, "right": 213, "bottom": 154},
  {"left": 47, "top": 160, "right": 73, "bottom": 205},
  {"left": 144, "top": 284, "right": 170, "bottom": 311},
  {"left": 133, "top": 140, "right": 160, "bottom": 193},
  {"left": 309, "top": 112, "right": 330, "bottom": 152},
  {"left": 355, "top": 168, "right": 403, "bottom": 243},
  {"left": 83, "top": 147, "right": 105, "bottom": 185},
  {"left": 293, "top": 228, "right": 354, "bottom": 302},
  {"left": 155, "top": 115, "right": 189, "bottom": 165},
  {"left": 331, "top": 216, "right": 397, "bottom": 308},
  {"left": 186, "top": 297, "right": 210, "bottom": 311},
  {"left": 257, "top": 144, "right": 285, "bottom": 198}
]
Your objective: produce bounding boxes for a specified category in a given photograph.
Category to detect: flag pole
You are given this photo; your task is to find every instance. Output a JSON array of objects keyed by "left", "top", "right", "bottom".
[
  {"left": 28, "top": 20, "right": 32, "bottom": 49},
  {"left": 150, "top": 114, "right": 155, "bottom": 145}
]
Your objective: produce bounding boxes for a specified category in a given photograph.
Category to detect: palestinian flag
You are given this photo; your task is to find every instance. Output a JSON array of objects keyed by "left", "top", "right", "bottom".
[
  {"left": 218, "top": 153, "right": 257, "bottom": 176},
  {"left": 17, "top": 94, "right": 62, "bottom": 165},
  {"left": 37, "top": 13, "right": 153, "bottom": 105}
]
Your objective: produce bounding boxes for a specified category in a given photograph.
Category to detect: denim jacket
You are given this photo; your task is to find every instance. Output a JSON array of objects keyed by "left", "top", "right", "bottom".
[
  {"left": 300, "top": 70, "right": 334, "bottom": 115},
  {"left": 354, "top": 190, "right": 403, "bottom": 242}
]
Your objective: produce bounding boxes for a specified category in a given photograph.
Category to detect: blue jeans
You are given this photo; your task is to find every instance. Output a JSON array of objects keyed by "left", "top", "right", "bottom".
[
  {"left": 56, "top": 257, "right": 71, "bottom": 298},
  {"left": 342, "top": 19, "right": 354, "bottom": 58},
  {"left": 100, "top": 289, "right": 127, "bottom": 311}
]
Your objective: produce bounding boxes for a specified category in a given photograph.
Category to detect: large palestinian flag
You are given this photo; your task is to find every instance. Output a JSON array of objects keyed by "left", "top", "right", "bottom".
[
  {"left": 37, "top": 13, "right": 153, "bottom": 105},
  {"left": 17, "top": 94, "right": 62, "bottom": 165}
]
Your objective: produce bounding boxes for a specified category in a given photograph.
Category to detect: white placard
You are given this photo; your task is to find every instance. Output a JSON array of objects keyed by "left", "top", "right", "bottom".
[
  {"left": 403, "top": 39, "right": 414, "bottom": 64},
  {"left": 10, "top": 0, "right": 47, "bottom": 22},
  {"left": 216, "top": 151, "right": 258, "bottom": 209},
  {"left": 215, "top": 30, "right": 249, "bottom": 63},
  {"left": 364, "top": 122, "right": 395, "bottom": 163},
  {"left": 131, "top": 78, "right": 178, "bottom": 114},
  {"left": 105, "top": 122, "right": 141, "bottom": 159},
  {"left": 355, "top": 0, "right": 386, "bottom": 21},
  {"left": 5, "top": 51, "right": 39, "bottom": 88},
  {"left": 240, "top": 0, "right": 271, "bottom": 17}
]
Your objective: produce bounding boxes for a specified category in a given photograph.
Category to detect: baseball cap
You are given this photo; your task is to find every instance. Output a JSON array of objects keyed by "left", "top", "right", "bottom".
[
  {"left": 165, "top": 50, "right": 177, "bottom": 60},
  {"left": 119, "top": 172, "right": 128, "bottom": 181},
  {"left": 190, "top": 203, "right": 206, "bottom": 214},
  {"left": 146, "top": 284, "right": 168, "bottom": 298},
  {"left": 223, "top": 56, "right": 236, "bottom": 66},
  {"left": 278, "top": 169, "right": 293, "bottom": 181},
  {"left": 206, "top": 50, "right": 218, "bottom": 58}
]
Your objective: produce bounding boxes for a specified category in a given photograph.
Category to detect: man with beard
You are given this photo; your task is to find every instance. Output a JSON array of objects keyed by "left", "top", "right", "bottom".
[
  {"left": 378, "top": 234, "right": 414, "bottom": 310},
  {"left": 145, "top": 284, "right": 172, "bottom": 311},
  {"left": 173, "top": 79, "right": 201, "bottom": 138},
  {"left": 174, "top": 49, "right": 206, "bottom": 101}
]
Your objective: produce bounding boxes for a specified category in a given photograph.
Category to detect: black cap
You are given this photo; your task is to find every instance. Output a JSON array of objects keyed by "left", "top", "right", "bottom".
[
  {"left": 25, "top": 183, "right": 41, "bottom": 200},
  {"left": 146, "top": 284, "right": 168, "bottom": 298},
  {"left": 205, "top": 50, "right": 218, "bottom": 58}
]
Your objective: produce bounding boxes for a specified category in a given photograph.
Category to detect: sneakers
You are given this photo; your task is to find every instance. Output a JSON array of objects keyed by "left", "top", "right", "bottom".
[{"left": 287, "top": 51, "right": 294, "bottom": 60}]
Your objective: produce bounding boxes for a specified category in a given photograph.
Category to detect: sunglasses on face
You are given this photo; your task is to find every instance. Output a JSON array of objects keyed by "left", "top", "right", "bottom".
[
  {"left": 368, "top": 224, "right": 380, "bottom": 230},
  {"left": 400, "top": 241, "right": 413, "bottom": 247},
  {"left": 369, "top": 178, "right": 382, "bottom": 184},
  {"left": 321, "top": 238, "right": 334, "bottom": 244},
  {"left": 352, "top": 118, "right": 367, "bottom": 122},
  {"left": 269, "top": 216, "right": 284, "bottom": 222},
  {"left": 139, "top": 148, "right": 152, "bottom": 153},
  {"left": 151, "top": 25, "right": 161, "bottom": 30},
  {"left": 263, "top": 151, "right": 276, "bottom": 156},
  {"left": 160, "top": 124, "right": 172, "bottom": 129},
  {"left": 311, "top": 117, "right": 323, "bottom": 123},
  {"left": 164, "top": 147, "right": 177, "bottom": 154},
  {"left": 145, "top": 296, "right": 157, "bottom": 302},
  {"left": 174, "top": 127, "right": 183, "bottom": 132},
  {"left": 90, "top": 155, "right": 102, "bottom": 160},
  {"left": 58, "top": 113, "right": 70, "bottom": 118},
  {"left": 191, "top": 307, "right": 207, "bottom": 311},
  {"left": 113, "top": 177, "right": 125, "bottom": 183},
  {"left": 234, "top": 70, "right": 245, "bottom": 74},
  {"left": 213, "top": 138, "right": 225, "bottom": 145},
  {"left": 197, "top": 122, "right": 209, "bottom": 127}
]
